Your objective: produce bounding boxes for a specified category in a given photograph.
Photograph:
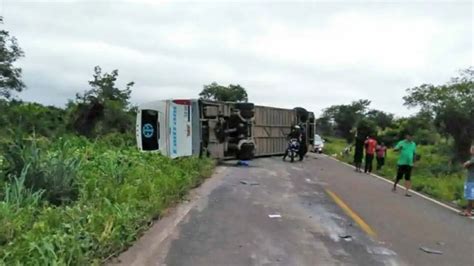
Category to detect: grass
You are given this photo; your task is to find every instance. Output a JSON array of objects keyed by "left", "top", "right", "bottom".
[
  {"left": 323, "top": 137, "right": 467, "bottom": 208},
  {"left": 0, "top": 136, "right": 214, "bottom": 265}
]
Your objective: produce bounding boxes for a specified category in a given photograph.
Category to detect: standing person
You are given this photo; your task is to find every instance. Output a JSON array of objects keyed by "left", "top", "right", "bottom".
[
  {"left": 460, "top": 145, "right": 474, "bottom": 217},
  {"left": 298, "top": 124, "right": 307, "bottom": 161},
  {"left": 392, "top": 133, "right": 417, "bottom": 197},
  {"left": 364, "top": 136, "right": 377, "bottom": 173},
  {"left": 376, "top": 142, "right": 387, "bottom": 170},
  {"left": 353, "top": 136, "right": 364, "bottom": 172}
]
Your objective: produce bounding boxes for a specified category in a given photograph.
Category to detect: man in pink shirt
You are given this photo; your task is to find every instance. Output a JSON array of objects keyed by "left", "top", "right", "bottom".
[{"left": 364, "top": 136, "right": 377, "bottom": 173}]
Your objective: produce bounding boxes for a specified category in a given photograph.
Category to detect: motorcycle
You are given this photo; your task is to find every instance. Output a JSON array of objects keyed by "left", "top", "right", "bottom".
[{"left": 285, "top": 138, "right": 300, "bottom": 162}]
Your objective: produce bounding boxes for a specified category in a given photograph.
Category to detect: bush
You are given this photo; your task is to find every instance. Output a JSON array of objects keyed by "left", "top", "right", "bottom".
[
  {"left": 2, "top": 166, "right": 44, "bottom": 208},
  {"left": 323, "top": 137, "right": 347, "bottom": 156},
  {"left": 0, "top": 136, "right": 214, "bottom": 264},
  {"left": 0, "top": 99, "right": 67, "bottom": 138},
  {"left": 378, "top": 127, "right": 400, "bottom": 147},
  {"left": 1, "top": 137, "right": 81, "bottom": 205},
  {"left": 413, "top": 129, "right": 439, "bottom": 145},
  {"left": 98, "top": 132, "right": 136, "bottom": 148}
]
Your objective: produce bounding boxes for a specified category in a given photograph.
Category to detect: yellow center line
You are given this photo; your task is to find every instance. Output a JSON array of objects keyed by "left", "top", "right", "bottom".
[{"left": 325, "top": 189, "right": 377, "bottom": 238}]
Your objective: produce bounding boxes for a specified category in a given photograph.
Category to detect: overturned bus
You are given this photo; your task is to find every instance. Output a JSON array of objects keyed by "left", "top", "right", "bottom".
[{"left": 136, "top": 99, "right": 314, "bottom": 160}]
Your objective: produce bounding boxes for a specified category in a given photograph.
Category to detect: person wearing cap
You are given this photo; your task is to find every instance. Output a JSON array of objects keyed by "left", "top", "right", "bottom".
[{"left": 283, "top": 125, "right": 302, "bottom": 161}]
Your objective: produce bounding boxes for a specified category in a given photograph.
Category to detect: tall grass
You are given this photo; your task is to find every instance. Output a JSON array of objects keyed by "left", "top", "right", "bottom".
[
  {"left": 3, "top": 165, "right": 44, "bottom": 208},
  {"left": 1, "top": 137, "right": 81, "bottom": 205},
  {"left": 0, "top": 136, "right": 214, "bottom": 265}
]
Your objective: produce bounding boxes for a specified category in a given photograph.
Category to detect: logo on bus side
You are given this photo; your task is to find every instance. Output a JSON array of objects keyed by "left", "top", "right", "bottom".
[{"left": 143, "top": 123, "right": 154, "bottom": 138}]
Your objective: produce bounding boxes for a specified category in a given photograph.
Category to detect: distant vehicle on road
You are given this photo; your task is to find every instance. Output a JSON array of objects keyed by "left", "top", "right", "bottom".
[{"left": 313, "top": 134, "right": 325, "bottom": 153}]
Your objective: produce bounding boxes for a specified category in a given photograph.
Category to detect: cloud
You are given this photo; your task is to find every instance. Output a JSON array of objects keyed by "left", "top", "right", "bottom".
[{"left": 3, "top": 0, "right": 472, "bottom": 116}]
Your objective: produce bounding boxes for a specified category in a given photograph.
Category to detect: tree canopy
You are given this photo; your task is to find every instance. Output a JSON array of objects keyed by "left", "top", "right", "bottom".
[
  {"left": 404, "top": 68, "right": 474, "bottom": 160},
  {"left": 365, "top": 110, "right": 394, "bottom": 130},
  {"left": 319, "top": 99, "right": 371, "bottom": 143},
  {"left": 199, "top": 82, "right": 248, "bottom": 102},
  {"left": 0, "top": 17, "right": 25, "bottom": 99},
  {"left": 67, "top": 66, "right": 135, "bottom": 137},
  {"left": 0, "top": 99, "right": 66, "bottom": 138}
]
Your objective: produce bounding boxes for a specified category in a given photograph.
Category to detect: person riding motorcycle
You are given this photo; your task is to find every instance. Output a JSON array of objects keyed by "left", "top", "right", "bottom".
[{"left": 283, "top": 125, "right": 303, "bottom": 161}]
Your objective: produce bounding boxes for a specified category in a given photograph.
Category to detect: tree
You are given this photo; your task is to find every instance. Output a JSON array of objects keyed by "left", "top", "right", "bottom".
[
  {"left": 199, "top": 82, "right": 248, "bottom": 102},
  {"left": 320, "top": 99, "right": 371, "bottom": 143},
  {"left": 366, "top": 110, "right": 394, "bottom": 130},
  {"left": 0, "top": 99, "right": 66, "bottom": 138},
  {"left": 381, "top": 111, "right": 438, "bottom": 146},
  {"left": 315, "top": 116, "right": 333, "bottom": 136},
  {"left": 0, "top": 17, "right": 25, "bottom": 99},
  {"left": 404, "top": 68, "right": 474, "bottom": 161},
  {"left": 355, "top": 118, "right": 377, "bottom": 140},
  {"left": 378, "top": 127, "right": 401, "bottom": 147},
  {"left": 67, "top": 66, "right": 134, "bottom": 137}
]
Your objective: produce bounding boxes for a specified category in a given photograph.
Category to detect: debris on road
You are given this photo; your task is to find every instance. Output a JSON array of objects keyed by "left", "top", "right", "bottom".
[
  {"left": 420, "top": 247, "right": 443, "bottom": 255},
  {"left": 366, "top": 247, "right": 397, "bottom": 256},
  {"left": 240, "top": 180, "right": 260, "bottom": 186},
  {"left": 437, "top": 241, "right": 446, "bottom": 246},
  {"left": 236, "top": 160, "right": 250, "bottom": 166},
  {"left": 338, "top": 234, "right": 353, "bottom": 242},
  {"left": 268, "top": 214, "right": 282, "bottom": 218}
]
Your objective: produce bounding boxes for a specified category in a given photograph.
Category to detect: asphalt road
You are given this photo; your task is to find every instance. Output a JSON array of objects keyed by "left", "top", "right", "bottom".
[{"left": 113, "top": 154, "right": 474, "bottom": 266}]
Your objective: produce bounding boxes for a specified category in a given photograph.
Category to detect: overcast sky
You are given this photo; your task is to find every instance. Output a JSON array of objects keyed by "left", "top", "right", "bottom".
[{"left": 2, "top": 0, "right": 472, "bottom": 116}]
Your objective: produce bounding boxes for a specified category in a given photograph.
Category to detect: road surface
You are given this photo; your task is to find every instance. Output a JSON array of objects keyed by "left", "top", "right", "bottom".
[{"left": 113, "top": 154, "right": 474, "bottom": 266}]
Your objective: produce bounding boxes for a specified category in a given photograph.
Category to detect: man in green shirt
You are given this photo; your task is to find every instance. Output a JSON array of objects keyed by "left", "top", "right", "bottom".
[{"left": 392, "top": 134, "right": 417, "bottom": 196}]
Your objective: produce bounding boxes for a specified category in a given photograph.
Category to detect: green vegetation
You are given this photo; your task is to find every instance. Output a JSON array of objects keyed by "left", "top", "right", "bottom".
[
  {"left": 0, "top": 69, "right": 214, "bottom": 264},
  {"left": 0, "top": 17, "right": 25, "bottom": 99},
  {"left": 67, "top": 66, "right": 136, "bottom": 138},
  {"left": 324, "top": 138, "right": 466, "bottom": 208},
  {"left": 322, "top": 137, "right": 347, "bottom": 157},
  {"left": 0, "top": 14, "right": 471, "bottom": 264},
  {"left": 317, "top": 68, "right": 473, "bottom": 162},
  {"left": 199, "top": 82, "right": 248, "bottom": 102},
  {"left": 0, "top": 136, "right": 214, "bottom": 264},
  {"left": 404, "top": 68, "right": 474, "bottom": 161},
  {"left": 317, "top": 100, "right": 373, "bottom": 143},
  {"left": 318, "top": 69, "right": 472, "bottom": 208},
  {"left": 0, "top": 25, "right": 215, "bottom": 264}
]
